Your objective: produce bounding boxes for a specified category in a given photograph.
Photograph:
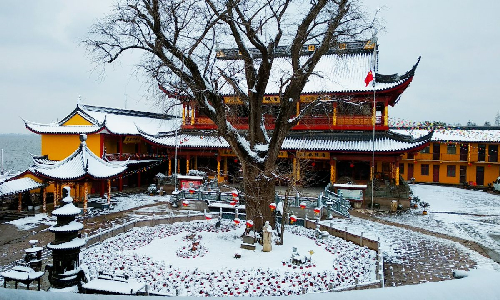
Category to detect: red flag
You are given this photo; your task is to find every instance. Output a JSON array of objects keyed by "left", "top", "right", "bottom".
[{"left": 365, "top": 70, "right": 374, "bottom": 87}]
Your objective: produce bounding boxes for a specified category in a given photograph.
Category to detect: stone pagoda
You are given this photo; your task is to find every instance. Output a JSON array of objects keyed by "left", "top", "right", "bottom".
[{"left": 46, "top": 186, "right": 86, "bottom": 289}]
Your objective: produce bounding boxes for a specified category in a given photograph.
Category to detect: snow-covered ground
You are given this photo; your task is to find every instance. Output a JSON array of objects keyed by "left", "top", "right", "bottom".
[
  {"left": 2, "top": 268, "right": 500, "bottom": 300},
  {"left": 378, "top": 184, "right": 500, "bottom": 260},
  {"left": 2, "top": 185, "right": 500, "bottom": 299},
  {"left": 5, "top": 194, "right": 171, "bottom": 230},
  {"left": 81, "top": 220, "right": 378, "bottom": 296}
]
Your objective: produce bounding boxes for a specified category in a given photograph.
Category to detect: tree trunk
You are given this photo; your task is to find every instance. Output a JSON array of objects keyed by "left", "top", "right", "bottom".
[{"left": 242, "top": 162, "right": 276, "bottom": 232}]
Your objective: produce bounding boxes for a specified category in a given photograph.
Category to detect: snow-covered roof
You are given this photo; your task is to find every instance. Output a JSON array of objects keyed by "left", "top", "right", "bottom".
[
  {"left": 49, "top": 221, "right": 84, "bottom": 232},
  {"left": 215, "top": 51, "right": 418, "bottom": 95},
  {"left": 79, "top": 105, "right": 181, "bottom": 135},
  {"left": 83, "top": 278, "right": 146, "bottom": 295},
  {"left": 47, "top": 237, "right": 86, "bottom": 250},
  {"left": 141, "top": 132, "right": 229, "bottom": 148},
  {"left": 24, "top": 122, "right": 105, "bottom": 135},
  {"left": 141, "top": 130, "right": 431, "bottom": 153},
  {"left": 51, "top": 203, "right": 81, "bottom": 217},
  {"left": 0, "top": 177, "right": 44, "bottom": 197},
  {"left": 24, "top": 104, "right": 181, "bottom": 136},
  {"left": 392, "top": 129, "right": 500, "bottom": 143},
  {"left": 0, "top": 266, "right": 44, "bottom": 281},
  {"left": 29, "top": 136, "right": 127, "bottom": 180}
]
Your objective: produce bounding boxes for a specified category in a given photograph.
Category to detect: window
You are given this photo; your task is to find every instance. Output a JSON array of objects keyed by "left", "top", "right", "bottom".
[
  {"left": 489, "top": 145, "right": 498, "bottom": 162},
  {"left": 421, "top": 164, "right": 429, "bottom": 176},
  {"left": 421, "top": 146, "right": 430, "bottom": 154},
  {"left": 478, "top": 144, "right": 486, "bottom": 161},
  {"left": 399, "top": 163, "right": 405, "bottom": 175},
  {"left": 447, "top": 165, "right": 456, "bottom": 177},
  {"left": 447, "top": 144, "right": 456, "bottom": 154}
]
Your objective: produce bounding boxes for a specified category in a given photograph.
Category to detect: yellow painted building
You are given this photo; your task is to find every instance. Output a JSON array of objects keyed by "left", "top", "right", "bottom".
[{"left": 396, "top": 129, "right": 500, "bottom": 187}]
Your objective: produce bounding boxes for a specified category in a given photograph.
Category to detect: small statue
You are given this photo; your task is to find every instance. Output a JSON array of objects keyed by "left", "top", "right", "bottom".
[{"left": 262, "top": 221, "right": 272, "bottom": 252}]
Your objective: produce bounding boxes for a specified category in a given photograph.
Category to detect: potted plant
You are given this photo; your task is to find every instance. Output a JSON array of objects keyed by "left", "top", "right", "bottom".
[{"left": 420, "top": 201, "right": 429, "bottom": 215}]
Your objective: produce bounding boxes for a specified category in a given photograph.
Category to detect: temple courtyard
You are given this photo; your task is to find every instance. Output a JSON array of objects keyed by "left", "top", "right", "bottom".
[{"left": 0, "top": 184, "right": 499, "bottom": 296}]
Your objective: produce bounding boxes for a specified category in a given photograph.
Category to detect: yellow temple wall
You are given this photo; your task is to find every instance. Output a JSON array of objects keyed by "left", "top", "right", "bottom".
[
  {"left": 41, "top": 134, "right": 101, "bottom": 160},
  {"left": 62, "top": 114, "right": 93, "bottom": 126}
]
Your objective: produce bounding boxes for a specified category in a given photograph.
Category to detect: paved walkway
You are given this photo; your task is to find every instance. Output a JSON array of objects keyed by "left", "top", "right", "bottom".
[{"left": 350, "top": 210, "right": 494, "bottom": 287}]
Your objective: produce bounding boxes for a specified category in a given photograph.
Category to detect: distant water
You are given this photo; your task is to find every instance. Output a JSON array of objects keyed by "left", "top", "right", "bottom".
[{"left": 0, "top": 134, "right": 40, "bottom": 173}]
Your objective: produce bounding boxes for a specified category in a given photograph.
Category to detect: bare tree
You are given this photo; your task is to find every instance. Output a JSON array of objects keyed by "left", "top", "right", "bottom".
[{"left": 84, "top": 0, "right": 373, "bottom": 231}]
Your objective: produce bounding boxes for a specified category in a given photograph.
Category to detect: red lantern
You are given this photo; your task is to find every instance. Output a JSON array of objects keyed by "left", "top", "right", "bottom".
[
  {"left": 232, "top": 192, "right": 238, "bottom": 198},
  {"left": 246, "top": 220, "right": 254, "bottom": 228},
  {"left": 311, "top": 162, "right": 315, "bottom": 167},
  {"left": 350, "top": 163, "right": 354, "bottom": 168},
  {"left": 189, "top": 188, "right": 195, "bottom": 194},
  {"left": 230, "top": 200, "right": 237, "bottom": 206},
  {"left": 205, "top": 215, "right": 212, "bottom": 220},
  {"left": 234, "top": 218, "right": 240, "bottom": 225},
  {"left": 269, "top": 203, "right": 276, "bottom": 211},
  {"left": 290, "top": 215, "right": 297, "bottom": 224},
  {"left": 300, "top": 202, "right": 306, "bottom": 209},
  {"left": 314, "top": 207, "right": 321, "bottom": 215},
  {"left": 182, "top": 200, "right": 189, "bottom": 207},
  {"left": 234, "top": 159, "right": 238, "bottom": 163}
]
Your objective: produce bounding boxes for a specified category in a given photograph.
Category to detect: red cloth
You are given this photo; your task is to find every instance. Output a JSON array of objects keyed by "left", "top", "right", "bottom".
[{"left": 365, "top": 70, "right": 374, "bottom": 87}]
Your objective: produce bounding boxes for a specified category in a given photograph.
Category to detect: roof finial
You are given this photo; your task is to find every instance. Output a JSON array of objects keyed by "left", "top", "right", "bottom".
[
  {"left": 80, "top": 134, "right": 87, "bottom": 145},
  {"left": 77, "top": 95, "right": 81, "bottom": 106}
]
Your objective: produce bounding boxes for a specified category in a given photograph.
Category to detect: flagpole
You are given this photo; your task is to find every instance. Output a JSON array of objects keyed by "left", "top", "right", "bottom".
[{"left": 371, "top": 39, "right": 377, "bottom": 212}]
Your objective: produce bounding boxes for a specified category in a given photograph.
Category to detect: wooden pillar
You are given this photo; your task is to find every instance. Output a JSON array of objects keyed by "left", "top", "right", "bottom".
[
  {"left": 182, "top": 105, "right": 186, "bottom": 125},
  {"left": 107, "top": 179, "right": 111, "bottom": 204},
  {"left": 332, "top": 103, "right": 337, "bottom": 126},
  {"left": 330, "top": 159, "right": 336, "bottom": 183},
  {"left": 217, "top": 156, "right": 222, "bottom": 183},
  {"left": 190, "top": 104, "right": 195, "bottom": 125},
  {"left": 177, "top": 159, "right": 180, "bottom": 174},
  {"left": 395, "top": 163, "right": 400, "bottom": 186},
  {"left": 370, "top": 161, "right": 374, "bottom": 181},
  {"left": 119, "top": 177, "right": 123, "bottom": 192},
  {"left": 384, "top": 105, "right": 389, "bottom": 126},
  {"left": 186, "top": 156, "right": 190, "bottom": 174},
  {"left": 83, "top": 181, "right": 88, "bottom": 212},
  {"left": 42, "top": 188, "right": 47, "bottom": 213},
  {"left": 75, "top": 183, "right": 82, "bottom": 202},
  {"left": 168, "top": 158, "right": 172, "bottom": 176},
  {"left": 372, "top": 101, "right": 377, "bottom": 126},
  {"left": 18, "top": 193, "right": 22, "bottom": 212},
  {"left": 195, "top": 156, "right": 198, "bottom": 170}
]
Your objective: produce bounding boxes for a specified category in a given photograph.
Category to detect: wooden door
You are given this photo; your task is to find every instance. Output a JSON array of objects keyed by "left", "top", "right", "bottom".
[
  {"left": 476, "top": 166, "right": 484, "bottom": 186},
  {"left": 407, "top": 163, "right": 414, "bottom": 180},
  {"left": 459, "top": 166, "right": 467, "bottom": 184},
  {"left": 433, "top": 165, "right": 440, "bottom": 182}
]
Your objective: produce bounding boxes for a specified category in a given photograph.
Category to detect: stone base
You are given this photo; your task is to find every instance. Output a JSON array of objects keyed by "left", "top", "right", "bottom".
[{"left": 240, "top": 243, "right": 256, "bottom": 250}]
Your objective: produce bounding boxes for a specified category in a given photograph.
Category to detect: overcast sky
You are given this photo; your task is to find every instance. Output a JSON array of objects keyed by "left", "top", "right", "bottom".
[{"left": 0, "top": 0, "right": 499, "bottom": 134}]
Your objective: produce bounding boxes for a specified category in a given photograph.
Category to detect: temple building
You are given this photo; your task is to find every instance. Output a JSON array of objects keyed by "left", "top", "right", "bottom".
[
  {"left": 395, "top": 127, "right": 500, "bottom": 187},
  {"left": 24, "top": 40, "right": 434, "bottom": 200}
]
